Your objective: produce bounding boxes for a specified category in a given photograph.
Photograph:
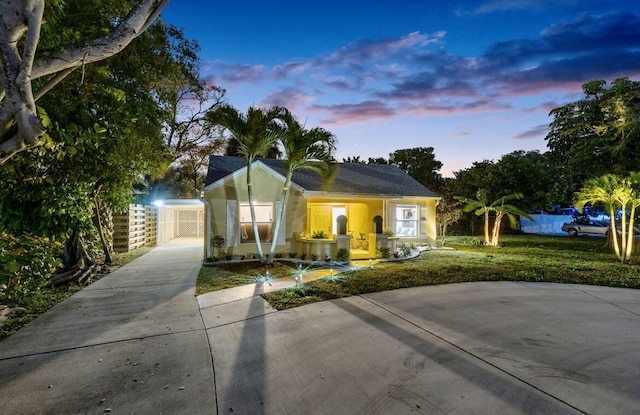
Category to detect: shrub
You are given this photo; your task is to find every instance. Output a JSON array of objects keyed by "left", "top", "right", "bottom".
[
  {"left": 0, "top": 233, "right": 63, "bottom": 303},
  {"left": 377, "top": 246, "right": 391, "bottom": 258},
  {"left": 461, "top": 237, "right": 485, "bottom": 247},
  {"left": 311, "top": 254, "right": 318, "bottom": 261},
  {"left": 399, "top": 243, "right": 412, "bottom": 257},
  {"left": 312, "top": 230, "right": 329, "bottom": 239},
  {"left": 300, "top": 253, "right": 307, "bottom": 261},
  {"left": 336, "top": 248, "right": 351, "bottom": 262},
  {"left": 288, "top": 252, "right": 297, "bottom": 259}
]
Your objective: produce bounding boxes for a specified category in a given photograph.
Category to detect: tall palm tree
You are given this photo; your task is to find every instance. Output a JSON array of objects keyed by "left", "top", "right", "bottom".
[
  {"left": 625, "top": 172, "right": 640, "bottom": 261},
  {"left": 457, "top": 190, "right": 532, "bottom": 247},
  {"left": 574, "top": 174, "right": 625, "bottom": 260},
  {"left": 574, "top": 173, "right": 640, "bottom": 262},
  {"left": 266, "top": 114, "right": 337, "bottom": 264},
  {"left": 206, "top": 104, "right": 287, "bottom": 263}
]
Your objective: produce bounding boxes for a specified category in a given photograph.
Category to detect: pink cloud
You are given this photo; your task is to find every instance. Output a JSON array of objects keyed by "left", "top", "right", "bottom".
[
  {"left": 455, "top": 0, "right": 563, "bottom": 16},
  {"left": 273, "top": 61, "right": 313, "bottom": 78},
  {"left": 515, "top": 124, "right": 549, "bottom": 139},
  {"left": 259, "top": 88, "right": 316, "bottom": 111},
  {"left": 325, "top": 31, "right": 446, "bottom": 65},
  {"left": 310, "top": 101, "right": 398, "bottom": 125}
]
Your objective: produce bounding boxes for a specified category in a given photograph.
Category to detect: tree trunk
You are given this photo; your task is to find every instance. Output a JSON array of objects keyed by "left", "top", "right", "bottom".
[
  {"left": 93, "top": 193, "right": 113, "bottom": 264},
  {"left": 246, "top": 165, "right": 265, "bottom": 263},
  {"left": 51, "top": 229, "right": 102, "bottom": 286},
  {"left": 608, "top": 207, "right": 622, "bottom": 260},
  {"left": 63, "top": 229, "right": 94, "bottom": 270},
  {"left": 491, "top": 214, "right": 504, "bottom": 247},
  {"left": 624, "top": 206, "right": 637, "bottom": 263},
  {"left": 484, "top": 212, "right": 490, "bottom": 245},
  {"left": 0, "top": 0, "right": 170, "bottom": 163},
  {"left": 267, "top": 177, "right": 292, "bottom": 264}
]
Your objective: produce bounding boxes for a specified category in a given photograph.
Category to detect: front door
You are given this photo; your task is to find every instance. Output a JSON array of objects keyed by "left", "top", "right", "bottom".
[{"left": 309, "top": 205, "right": 332, "bottom": 236}]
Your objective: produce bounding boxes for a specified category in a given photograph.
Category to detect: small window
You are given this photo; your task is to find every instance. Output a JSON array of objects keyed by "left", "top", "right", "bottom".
[
  {"left": 395, "top": 205, "right": 417, "bottom": 237},
  {"left": 239, "top": 203, "right": 273, "bottom": 243}
]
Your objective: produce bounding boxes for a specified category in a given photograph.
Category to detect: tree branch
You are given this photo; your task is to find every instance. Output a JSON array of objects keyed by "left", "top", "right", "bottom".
[
  {"left": 31, "top": 0, "right": 170, "bottom": 80},
  {"left": 0, "top": 0, "right": 170, "bottom": 164}
]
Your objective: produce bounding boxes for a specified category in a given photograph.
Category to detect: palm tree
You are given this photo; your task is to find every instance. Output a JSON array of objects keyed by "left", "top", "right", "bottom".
[
  {"left": 206, "top": 104, "right": 287, "bottom": 263},
  {"left": 457, "top": 190, "right": 532, "bottom": 247},
  {"left": 625, "top": 172, "right": 640, "bottom": 261},
  {"left": 489, "top": 194, "right": 533, "bottom": 247},
  {"left": 574, "top": 173, "right": 640, "bottom": 263},
  {"left": 266, "top": 113, "right": 337, "bottom": 264},
  {"left": 456, "top": 190, "right": 492, "bottom": 245}
]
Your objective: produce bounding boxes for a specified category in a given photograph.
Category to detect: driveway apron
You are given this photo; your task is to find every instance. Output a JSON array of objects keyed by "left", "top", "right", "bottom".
[{"left": 0, "top": 238, "right": 217, "bottom": 415}]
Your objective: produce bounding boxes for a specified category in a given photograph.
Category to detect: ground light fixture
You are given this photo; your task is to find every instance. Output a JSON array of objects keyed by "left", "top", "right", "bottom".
[
  {"left": 294, "top": 263, "right": 309, "bottom": 286},
  {"left": 256, "top": 269, "right": 272, "bottom": 286}
]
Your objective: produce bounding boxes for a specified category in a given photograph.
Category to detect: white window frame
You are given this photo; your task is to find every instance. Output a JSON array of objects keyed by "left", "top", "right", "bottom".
[
  {"left": 239, "top": 202, "right": 274, "bottom": 244},
  {"left": 395, "top": 205, "right": 418, "bottom": 238}
]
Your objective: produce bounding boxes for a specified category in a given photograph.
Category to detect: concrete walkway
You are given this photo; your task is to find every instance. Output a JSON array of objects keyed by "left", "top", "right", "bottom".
[
  {"left": 0, "top": 238, "right": 214, "bottom": 414},
  {"left": 2, "top": 240, "right": 640, "bottom": 414}
]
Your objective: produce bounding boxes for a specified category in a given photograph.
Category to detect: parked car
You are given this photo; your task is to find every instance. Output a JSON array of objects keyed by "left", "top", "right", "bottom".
[{"left": 561, "top": 220, "right": 610, "bottom": 237}]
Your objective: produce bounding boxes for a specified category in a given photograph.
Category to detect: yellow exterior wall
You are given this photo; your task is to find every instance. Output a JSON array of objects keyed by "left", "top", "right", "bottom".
[{"left": 305, "top": 198, "right": 383, "bottom": 237}]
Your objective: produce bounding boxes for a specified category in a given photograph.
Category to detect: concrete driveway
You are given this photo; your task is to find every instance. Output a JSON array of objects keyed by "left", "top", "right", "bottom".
[
  {"left": 202, "top": 282, "right": 640, "bottom": 414},
  {"left": 1, "top": 239, "right": 640, "bottom": 414}
]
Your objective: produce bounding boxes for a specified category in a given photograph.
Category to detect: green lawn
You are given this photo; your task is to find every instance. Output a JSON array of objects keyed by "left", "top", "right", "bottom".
[
  {"left": 261, "top": 235, "right": 640, "bottom": 310},
  {"left": 196, "top": 261, "right": 298, "bottom": 295}
]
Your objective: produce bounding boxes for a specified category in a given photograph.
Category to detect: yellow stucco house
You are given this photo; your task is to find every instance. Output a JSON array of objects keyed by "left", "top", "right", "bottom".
[{"left": 201, "top": 156, "right": 440, "bottom": 260}]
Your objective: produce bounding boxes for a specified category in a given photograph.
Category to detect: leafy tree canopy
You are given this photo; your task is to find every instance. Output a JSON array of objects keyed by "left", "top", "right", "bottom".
[
  {"left": 0, "top": 2, "right": 204, "bottom": 243},
  {"left": 545, "top": 77, "right": 640, "bottom": 201},
  {"left": 388, "top": 147, "right": 443, "bottom": 191},
  {"left": 453, "top": 150, "right": 560, "bottom": 212},
  {"left": 0, "top": 0, "right": 169, "bottom": 163},
  {"left": 343, "top": 147, "right": 443, "bottom": 191}
]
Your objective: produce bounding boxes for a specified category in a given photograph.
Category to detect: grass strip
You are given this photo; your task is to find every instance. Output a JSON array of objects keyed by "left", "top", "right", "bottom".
[{"left": 262, "top": 235, "right": 640, "bottom": 310}]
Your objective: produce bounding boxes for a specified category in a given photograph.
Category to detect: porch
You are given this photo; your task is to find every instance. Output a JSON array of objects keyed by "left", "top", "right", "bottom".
[{"left": 295, "top": 233, "right": 395, "bottom": 260}]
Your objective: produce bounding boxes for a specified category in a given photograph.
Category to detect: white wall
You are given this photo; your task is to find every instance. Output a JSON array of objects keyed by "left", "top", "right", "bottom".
[{"left": 520, "top": 214, "right": 572, "bottom": 234}]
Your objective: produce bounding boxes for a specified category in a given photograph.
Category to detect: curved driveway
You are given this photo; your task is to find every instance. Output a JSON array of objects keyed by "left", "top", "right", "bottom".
[{"left": 2, "top": 239, "right": 640, "bottom": 414}]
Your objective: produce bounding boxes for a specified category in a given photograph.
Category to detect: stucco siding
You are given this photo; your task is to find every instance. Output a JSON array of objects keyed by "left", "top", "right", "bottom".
[{"left": 205, "top": 164, "right": 301, "bottom": 256}]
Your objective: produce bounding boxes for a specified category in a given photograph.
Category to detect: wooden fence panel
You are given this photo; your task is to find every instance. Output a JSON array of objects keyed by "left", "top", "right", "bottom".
[
  {"left": 113, "top": 205, "right": 149, "bottom": 252},
  {"left": 145, "top": 206, "right": 157, "bottom": 247}
]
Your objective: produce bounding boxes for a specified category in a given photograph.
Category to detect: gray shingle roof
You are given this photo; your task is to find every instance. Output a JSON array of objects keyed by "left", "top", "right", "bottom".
[{"left": 205, "top": 155, "right": 437, "bottom": 198}]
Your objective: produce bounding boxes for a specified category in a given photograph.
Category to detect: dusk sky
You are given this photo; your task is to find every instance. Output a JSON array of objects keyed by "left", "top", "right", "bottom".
[{"left": 162, "top": 0, "right": 640, "bottom": 176}]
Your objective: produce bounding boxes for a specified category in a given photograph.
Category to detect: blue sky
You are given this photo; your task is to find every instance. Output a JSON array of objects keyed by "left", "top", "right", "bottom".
[{"left": 162, "top": 0, "right": 640, "bottom": 176}]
